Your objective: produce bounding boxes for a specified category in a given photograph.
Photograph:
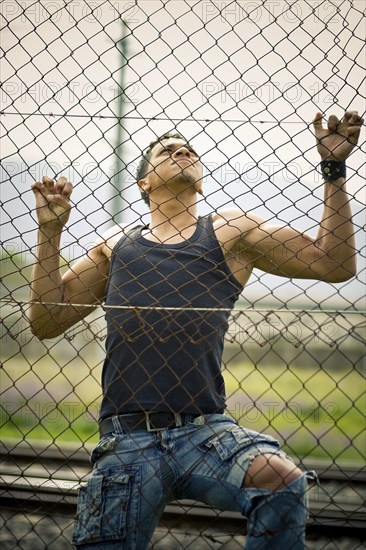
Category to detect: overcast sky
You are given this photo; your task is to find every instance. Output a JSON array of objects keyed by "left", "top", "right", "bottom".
[{"left": 1, "top": 0, "right": 365, "bottom": 308}]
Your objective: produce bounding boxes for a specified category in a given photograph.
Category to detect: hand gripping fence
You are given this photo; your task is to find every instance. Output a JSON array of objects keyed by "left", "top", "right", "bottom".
[{"left": 0, "top": 1, "right": 365, "bottom": 549}]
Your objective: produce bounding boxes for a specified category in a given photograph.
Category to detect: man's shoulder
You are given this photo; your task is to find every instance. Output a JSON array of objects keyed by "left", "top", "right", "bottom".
[
  {"left": 99, "top": 223, "right": 138, "bottom": 259},
  {"left": 102, "top": 223, "right": 129, "bottom": 241},
  {"left": 212, "top": 208, "right": 262, "bottom": 232}
]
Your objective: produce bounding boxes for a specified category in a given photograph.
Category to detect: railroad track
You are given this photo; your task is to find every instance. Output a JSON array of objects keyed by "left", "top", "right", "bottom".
[{"left": 1, "top": 439, "right": 365, "bottom": 539}]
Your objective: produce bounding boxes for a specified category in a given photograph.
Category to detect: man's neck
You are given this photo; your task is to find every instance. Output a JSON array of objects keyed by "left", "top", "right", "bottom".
[{"left": 145, "top": 200, "right": 199, "bottom": 244}]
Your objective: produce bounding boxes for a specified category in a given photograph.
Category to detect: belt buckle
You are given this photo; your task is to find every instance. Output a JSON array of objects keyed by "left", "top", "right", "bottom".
[
  {"left": 144, "top": 412, "right": 182, "bottom": 431},
  {"left": 145, "top": 412, "right": 163, "bottom": 432}
]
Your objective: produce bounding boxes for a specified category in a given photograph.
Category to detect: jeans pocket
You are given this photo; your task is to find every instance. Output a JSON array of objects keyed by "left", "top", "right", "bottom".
[
  {"left": 199, "top": 426, "right": 282, "bottom": 493},
  {"left": 90, "top": 434, "right": 117, "bottom": 465},
  {"left": 203, "top": 425, "right": 279, "bottom": 462},
  {"left": 72, "top": 467, "right": 137, "bottom": 545}
]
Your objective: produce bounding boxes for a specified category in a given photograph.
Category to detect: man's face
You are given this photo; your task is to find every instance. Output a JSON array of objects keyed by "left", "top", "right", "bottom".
[{"left": 141, "top": 137, "right": 204, "bottom": 197}]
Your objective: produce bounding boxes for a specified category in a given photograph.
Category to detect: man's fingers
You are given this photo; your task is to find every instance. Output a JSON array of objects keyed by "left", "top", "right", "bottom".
[
  {"left": 55, "top": 176, "right": 68, "bottom": 186},
  {"left": 347, "top": 124, "right": 362, "bottom": 144},
  {"left": 327, "top": 114, "right": 339, "bottom": 131},
  {"left": 55, "top": 177, "right": 73, "bottom": 197},
  {"left": 46, "top": 193, "right": 71, "bottom": 207},
  {"left": 32, "top": 181, "right": 49, "bottom": 196},
  {"left": 42, "top": 175, "right": 55, "bottom": 191},
  {"left": 344, "top": 111, "right": 364, "bottom": 126},
  {"left": 341, "top": 111, "right": 363, "bottom": 144},
  {"left": 35, "top": 176, "right": 73, "bottom": 198},
  {"left": 313, "top": 111, "right": 363, "bottom": 135},
  {"left": 312, "top": 112, "right": 323, "bottom": 132}
]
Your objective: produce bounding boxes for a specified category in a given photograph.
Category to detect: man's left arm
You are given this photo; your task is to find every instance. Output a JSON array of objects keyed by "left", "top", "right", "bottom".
[{"left": 243, "top": 110, "right": 363, "bottom": 282}]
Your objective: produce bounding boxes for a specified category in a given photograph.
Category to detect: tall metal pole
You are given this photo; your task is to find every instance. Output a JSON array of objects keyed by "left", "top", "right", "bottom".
[{"left": 112, "top": 21, "right": 128, "bottom": 224}]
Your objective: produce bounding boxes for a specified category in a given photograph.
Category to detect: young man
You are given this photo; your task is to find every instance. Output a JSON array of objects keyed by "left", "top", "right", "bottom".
[{"left": 29, "top": 111, "right": 362, "bottom": 549}]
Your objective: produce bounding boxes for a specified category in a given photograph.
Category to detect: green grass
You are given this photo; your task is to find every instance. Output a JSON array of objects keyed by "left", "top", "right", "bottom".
[
  {"left": 224, "top": 362, "right": 365, "bottom": 462},
  {"left": 2, "top": 410, "right": 100, "bottom": 446},
  {"left": 1, "top": 349, "right": 365, "bottom": 461}
]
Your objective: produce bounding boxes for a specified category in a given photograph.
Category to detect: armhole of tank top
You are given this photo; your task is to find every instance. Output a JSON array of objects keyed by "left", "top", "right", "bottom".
[
  {"left": 110, "top": 225, "right": 144, "bottom": 258},
  {"left": 202, "top": 214, "right": 244, "bottom": 292},
  {"left": 104, "top": 225, "right": 144, "bottom": 301}
]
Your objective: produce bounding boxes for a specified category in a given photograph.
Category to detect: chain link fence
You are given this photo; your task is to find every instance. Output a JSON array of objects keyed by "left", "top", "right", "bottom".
[{"left": 1, "top": 1, "right": 365, "bottom": 548}]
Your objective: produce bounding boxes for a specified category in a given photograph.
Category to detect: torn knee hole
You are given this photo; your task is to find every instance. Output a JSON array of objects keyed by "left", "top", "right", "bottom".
[{"left": 243, "top": 453, "right": 302, "bottom": 491}]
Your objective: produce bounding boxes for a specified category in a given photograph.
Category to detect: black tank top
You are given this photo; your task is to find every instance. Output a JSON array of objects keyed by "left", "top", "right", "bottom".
[{"left": 99, "top": 214, "right": 243, "bottom": 420}]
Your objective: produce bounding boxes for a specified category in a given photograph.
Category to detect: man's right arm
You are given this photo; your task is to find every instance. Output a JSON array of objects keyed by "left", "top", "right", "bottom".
[{"left": 29, "top": 176, "right": 110, "bottom": 339}]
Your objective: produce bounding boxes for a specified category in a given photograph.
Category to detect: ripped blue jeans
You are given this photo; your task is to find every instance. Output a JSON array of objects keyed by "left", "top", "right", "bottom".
[{"left": 72, "top": 414, "right": 314, "bottom": 549}]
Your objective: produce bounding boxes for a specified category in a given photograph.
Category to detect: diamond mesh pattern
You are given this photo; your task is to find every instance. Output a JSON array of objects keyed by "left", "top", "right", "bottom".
[{"left": 1, "top": 1, "right": 365, "bottom": 548}]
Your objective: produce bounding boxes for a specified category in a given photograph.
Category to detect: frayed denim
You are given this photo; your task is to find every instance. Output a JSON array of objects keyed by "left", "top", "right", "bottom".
[{"left": 73, "top": 414, "right": 314, "bottom": 549}]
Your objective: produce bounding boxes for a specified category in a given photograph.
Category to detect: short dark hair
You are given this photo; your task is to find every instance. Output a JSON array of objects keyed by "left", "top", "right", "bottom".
[{"left": 136, "top": 132, "right": 187, "bottom": 205}]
